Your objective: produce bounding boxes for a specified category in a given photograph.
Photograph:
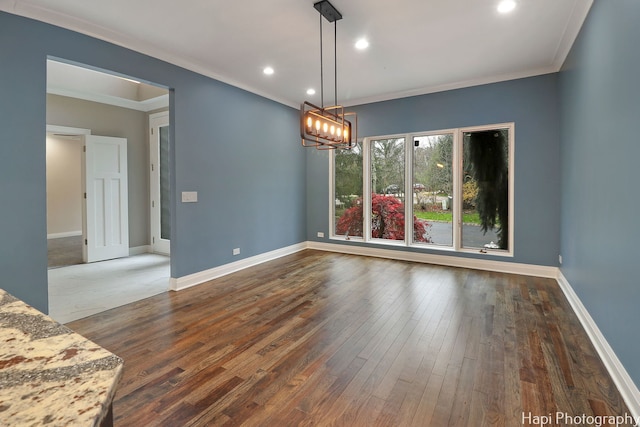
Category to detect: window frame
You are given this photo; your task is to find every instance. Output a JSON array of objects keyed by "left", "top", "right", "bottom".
[
  {"left": 331, "top": 140, "right": 364, "bottom": 240},
  {"left": 329, "top": 122, "right": 514, "bottom": 257},
  {"left": 408, "top": 129, "right": 457, "bottom": 248},
  {"left": 366, "top": 135, "right": 407, "bottom": 245}
]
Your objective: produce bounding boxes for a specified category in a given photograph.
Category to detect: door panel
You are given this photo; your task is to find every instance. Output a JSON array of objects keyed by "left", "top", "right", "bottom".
[{"left": 83, "top": 135, "right": 129, "bottom": 263}]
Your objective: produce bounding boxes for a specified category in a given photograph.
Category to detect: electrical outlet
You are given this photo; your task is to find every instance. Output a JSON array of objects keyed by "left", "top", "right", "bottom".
[
  {"left": 317, "top": 232, "right": 324, "bottom": 238},
  {"left": 233, "top": 248, "right": 240, "bottom": 256}
]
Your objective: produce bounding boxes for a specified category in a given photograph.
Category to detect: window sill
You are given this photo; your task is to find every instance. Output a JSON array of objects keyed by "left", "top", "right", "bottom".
[{"left": 331, "top": 235, "right": 514, "bottom": 257}]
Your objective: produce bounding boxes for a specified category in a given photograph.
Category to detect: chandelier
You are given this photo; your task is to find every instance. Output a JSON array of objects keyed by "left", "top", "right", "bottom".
[{"left": 300, "top": 0, "right": 357, "bottom": 150}]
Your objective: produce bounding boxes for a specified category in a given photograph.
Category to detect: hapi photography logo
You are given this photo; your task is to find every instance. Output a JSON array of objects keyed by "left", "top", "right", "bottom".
[{"left": 522, "top": 411, "right": 640, "bottom": 427}]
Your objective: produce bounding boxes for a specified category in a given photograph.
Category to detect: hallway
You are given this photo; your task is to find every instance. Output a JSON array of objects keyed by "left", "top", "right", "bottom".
[{"left": 48, "top": 253, "right": 170, "bottom": 323}]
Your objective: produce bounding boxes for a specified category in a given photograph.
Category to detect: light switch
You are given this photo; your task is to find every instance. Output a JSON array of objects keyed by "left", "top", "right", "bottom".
[{"left": 181, "top": 191, "right": 198, "bottom": 203}]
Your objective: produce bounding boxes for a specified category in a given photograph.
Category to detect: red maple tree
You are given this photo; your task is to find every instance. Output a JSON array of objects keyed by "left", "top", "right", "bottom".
[{"left": 336, "top": 194, "right": 430, "bottom": 242}]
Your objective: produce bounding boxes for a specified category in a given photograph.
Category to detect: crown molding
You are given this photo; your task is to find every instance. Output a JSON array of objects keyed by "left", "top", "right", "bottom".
[
  {"left": 551, "top": 0, "right": 594, "bottom": 69},
  {"left": 343, "top": 66, "right": 559, "bottom": 108},
  {"left": 48, "top": 86, "right": 169, "bottom": 112},
  {"left": 0, "top": 2, "right": 299, "bottom": 108}
]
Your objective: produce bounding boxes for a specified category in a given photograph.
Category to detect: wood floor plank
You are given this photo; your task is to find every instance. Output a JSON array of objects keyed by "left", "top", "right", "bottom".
[
  {"left": 411, "top": 371, "right": 446, "bottom": 425},
  {"left": 65, "top": 250, "right": 632, "bottom": 426},
  {"left": 448, "top": 356, "right": 478, "bottom": 426},
  {"left": 501, "top": 279, "right": 523, "bottom": 425}
]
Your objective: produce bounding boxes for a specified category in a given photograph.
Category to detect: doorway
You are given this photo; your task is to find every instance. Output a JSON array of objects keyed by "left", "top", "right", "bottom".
[
  {"left": 46, "top": 59, "right": 172, "bottom": 324},
  {"left": 46, "top": 125, "right": 90, "bottom": 269}
]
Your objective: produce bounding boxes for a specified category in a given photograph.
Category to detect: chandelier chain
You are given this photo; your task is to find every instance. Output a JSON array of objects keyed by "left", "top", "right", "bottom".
[
  {"left": 334, "top": 20, "right": 337, "bottom": 107},
  {"left": 319, "top": 12, "right": 324, "bottom": 108}
]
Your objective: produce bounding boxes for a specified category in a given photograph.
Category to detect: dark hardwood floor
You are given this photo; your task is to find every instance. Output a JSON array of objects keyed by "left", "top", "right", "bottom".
[{"left": 67, "top": 250, "right": 630, "bottom": 426}]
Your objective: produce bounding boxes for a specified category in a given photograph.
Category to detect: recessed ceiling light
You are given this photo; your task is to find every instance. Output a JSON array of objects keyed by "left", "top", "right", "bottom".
[
  {"left": 355, "top": 38, "right": 369, "bottom": 50},
  {"left": 497, "top": 0, "right": 516, "bottom": 14},
  {"left": 263, "top": 66, "right": 274, "bottom": 75},
  {"left": 306, "top": 88, "right": 316, "bottom": 96}
]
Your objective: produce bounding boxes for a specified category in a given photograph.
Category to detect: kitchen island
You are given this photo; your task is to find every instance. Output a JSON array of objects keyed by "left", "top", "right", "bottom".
[{"left": 0, "top": 289, "right": 123, "bottom": 426}]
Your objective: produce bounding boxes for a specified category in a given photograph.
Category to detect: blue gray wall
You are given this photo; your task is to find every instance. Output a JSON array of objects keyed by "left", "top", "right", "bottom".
[
  {"left": 5, "top": 4, "right": 636, "bottom": 389},
  {"left": 559, "top": 0, "right": 640, "bottom": 384},
  {"left": 0, "top": 12, "right": 305, "bottom": 312},
  {"left": 307, "top": 74, "right": 562, "bottom": 267}
]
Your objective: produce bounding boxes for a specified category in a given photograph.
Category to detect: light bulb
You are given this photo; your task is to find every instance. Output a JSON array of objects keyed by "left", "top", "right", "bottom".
[
  {"left": 330, "top": 125, "right": 335, "bottom": 135},
  {"left": 343, "top": 128, "right": 349, "bottom": 140},
  {"left": 355, "top": 38, "right": 369, "bottom": 50},
  {"left": 315, "top": 120, "right": 321, "bottom": 131},
  {"left": 323, "top": 123, "right": 328, "bottom": 134},
  {"left": 497, "top": 0, "right": 516, "bottom": 14},
  {"left": 306, "top": 116, "right": 313, "bottom": 129}
]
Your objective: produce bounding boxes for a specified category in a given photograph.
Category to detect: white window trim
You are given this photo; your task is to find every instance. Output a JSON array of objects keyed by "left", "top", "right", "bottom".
[
  {"left": 456, "top": 123, "right": 515, "bottom": 257},
  {"left": 330, "top": 123, "right": 514, "bottom": 258},
  {"left": 329, "top": 140, "right": 364, "bottom": 242},
  {"left": 407, "top": 128, "right": 458, "bottom": 249},
  {"left": 366, "top": 133, "right": 407, "bottom": 244}
]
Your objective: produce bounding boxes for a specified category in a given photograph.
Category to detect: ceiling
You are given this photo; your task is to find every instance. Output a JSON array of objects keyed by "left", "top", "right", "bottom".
[
  {"left": 47, "top": 60, "right": 169, "bottom": 112},
  {"left": 2, "top": 0, "right": 592, "bottom": 108}
]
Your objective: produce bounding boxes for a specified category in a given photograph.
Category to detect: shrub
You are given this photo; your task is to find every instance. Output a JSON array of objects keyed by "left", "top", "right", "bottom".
[
  {"left": 462, "top": 179, "right": 478, "bottom": 209},
  {"left": 336, "top": 194, "right": 431, "bottom": 242},
  {"left": 336, "top": 198, "right": 364, "bottom": 237}
]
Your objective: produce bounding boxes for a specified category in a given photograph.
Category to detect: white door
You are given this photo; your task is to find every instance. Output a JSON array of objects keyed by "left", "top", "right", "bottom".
[
  {"left": 82, "top": 135, "right": 129, "bottom": 263},
  {"left": 149, "top": 112, "right": 170, "bottom": 255}
]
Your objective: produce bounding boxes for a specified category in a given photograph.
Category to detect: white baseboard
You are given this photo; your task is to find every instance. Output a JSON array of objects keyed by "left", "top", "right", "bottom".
[
  {"left": 307, "top": 241, "right": 558, "bottom": 278},
  {"left": 47, "top": 230, "right": 82, "bottom": 239},
  {"left": 557, "top": 271, "right": 640, "bottom": 419},
  {"left": 170, "top": 240, "right": 557, "bottom": 291},
  {"left": 129, "top": 245, "right": 151, "bottom": 256},
  {"left": 170, "top": 243, "right": 307, "bottom": 291}
]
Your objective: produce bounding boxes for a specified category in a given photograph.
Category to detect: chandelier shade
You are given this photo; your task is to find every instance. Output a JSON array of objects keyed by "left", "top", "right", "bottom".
[
  {"left": 300, "top": 0, "right": 357, "bottom": 150},
  {"left": 300, "top": 102, "right": 356, "bottom": 149}
]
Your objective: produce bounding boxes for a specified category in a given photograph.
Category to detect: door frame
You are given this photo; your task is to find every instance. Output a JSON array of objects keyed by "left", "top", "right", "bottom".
[
  {"left": 45, "top": 125, "right": 90, "bottom": 242},
  {"left": 46, "top": 126, "right": 133, "bottom": 263},
  {"left": 47, "top": 125, "right": 91, "bottom": 136},
  {"left": 149, "top": 111, "right": 171, "bottom": 255}
]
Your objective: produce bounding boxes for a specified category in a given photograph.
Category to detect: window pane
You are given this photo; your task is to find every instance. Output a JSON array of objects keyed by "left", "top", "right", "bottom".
[
  {"left": 413, "top": 134, "right": 453, "bottom": 245},
  {"left": 371, "top": 138, "right": 405, "bottom": 241},
  {"left": 334, "top": 142, "right": 363, "bottom": 238},
  {"left": 462, "top": 129, "right": 509, "bottom": 250}
]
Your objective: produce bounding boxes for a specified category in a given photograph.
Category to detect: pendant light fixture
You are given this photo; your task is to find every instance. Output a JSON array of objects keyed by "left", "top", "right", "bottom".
[{"left": 301, "top": 0, "right": 357, "bottom": 150}]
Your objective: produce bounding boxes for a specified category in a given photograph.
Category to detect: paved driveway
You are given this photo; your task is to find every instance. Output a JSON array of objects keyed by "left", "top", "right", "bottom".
[{"left": 424, "top": 221, "right": 499, "bottom": 248}]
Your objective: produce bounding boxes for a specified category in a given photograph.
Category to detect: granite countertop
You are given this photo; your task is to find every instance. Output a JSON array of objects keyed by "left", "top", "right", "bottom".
[{"left": 0, "top": 289, "right": 123, "bottom": 426}]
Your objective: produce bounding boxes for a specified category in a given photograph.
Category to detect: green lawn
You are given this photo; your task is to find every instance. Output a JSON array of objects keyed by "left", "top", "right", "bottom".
[
  {"left": 414, "top": 210, "right": 482, "bottom": 225},
  {"left": 337, "top": 205, "right": 484, "bottom": 225}
]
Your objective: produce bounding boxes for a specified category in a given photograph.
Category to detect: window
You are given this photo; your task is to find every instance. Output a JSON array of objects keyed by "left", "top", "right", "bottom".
[
  {"left": 370, "top": 138, "right": 405, "bottom": 242},
  {"left": 413, "top": 133, "right": 453, "bottom": 246},
  {"left": 334, "top": 141, "right": 363, "bottom": 238},
  {"left": 462, "top": 128, "right": 511, "bottom": 251},
  {"left": 331, "top": 123, "right": 514, "bottom": 255}
]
